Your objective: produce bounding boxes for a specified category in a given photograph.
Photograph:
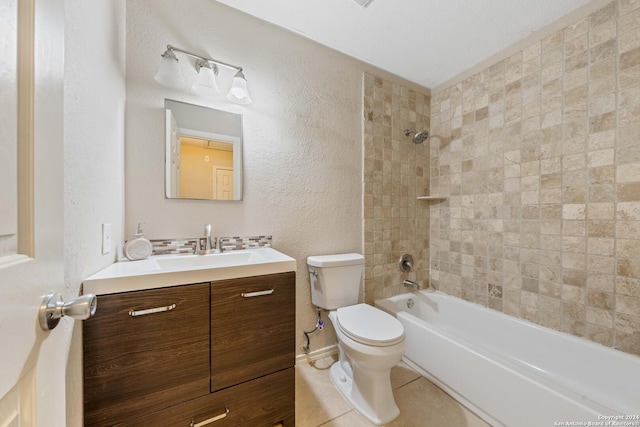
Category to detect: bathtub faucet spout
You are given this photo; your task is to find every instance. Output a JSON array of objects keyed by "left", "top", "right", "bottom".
[{"left": 403, "top": 279, "right": 419, "bottom": 290}]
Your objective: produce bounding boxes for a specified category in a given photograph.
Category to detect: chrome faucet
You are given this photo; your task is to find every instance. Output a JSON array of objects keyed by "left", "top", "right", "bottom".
[
  {"left": 203, "top": 223, "right": 213, "bottom": 253},
  {"left": 403, "top": 279, "right": 420, "bottom": 290},
  {"left": 195, "top": 224, "right": 214, "bottom": 255}
]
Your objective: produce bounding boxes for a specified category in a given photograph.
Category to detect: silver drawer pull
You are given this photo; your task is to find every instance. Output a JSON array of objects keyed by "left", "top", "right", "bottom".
[
  {"left": 190, "top": 407, "right": 229, "bottom": 426},
  {"left": 241, "top": 289, "right": 274, "bottom": 298},
  {"left": 128, "top": 303, "right": 176, "bottom": 317}
]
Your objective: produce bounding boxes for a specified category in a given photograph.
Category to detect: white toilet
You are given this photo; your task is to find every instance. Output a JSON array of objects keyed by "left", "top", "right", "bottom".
[{"left": 307, "top": 253, "right": 405, "bottom": 425}]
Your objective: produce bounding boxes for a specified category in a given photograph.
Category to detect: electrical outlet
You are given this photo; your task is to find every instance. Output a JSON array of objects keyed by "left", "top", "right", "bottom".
[{"left": 102, "top": 223, "right": 111, "bottom": 255}]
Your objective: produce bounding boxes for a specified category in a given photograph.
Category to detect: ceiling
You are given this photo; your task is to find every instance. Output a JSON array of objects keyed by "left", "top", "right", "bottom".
[{"left": 216, "top": 0, "right": 593, "bottom": 89}]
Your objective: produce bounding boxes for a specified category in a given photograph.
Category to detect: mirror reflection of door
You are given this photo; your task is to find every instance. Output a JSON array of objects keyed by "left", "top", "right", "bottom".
[
  {"left": 164, "top": 100, "right": 242, "bottom": 201},
  {"left": 165, "top": 109, "right": 181, "bottom": 198},
  {"left": 215, "top": 167, "right": 233, "bottom": 200},
  {"left": 179, "top": 137, "right": 234, "bottom": 200}
]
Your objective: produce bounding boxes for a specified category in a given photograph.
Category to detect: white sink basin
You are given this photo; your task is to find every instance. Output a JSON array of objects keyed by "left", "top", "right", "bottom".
[
  {"left": 155, "top": 251, "right": 260, "bottom": 270},
  {"left": 83, "top": 248, "right": 296, "bottom": 295}
]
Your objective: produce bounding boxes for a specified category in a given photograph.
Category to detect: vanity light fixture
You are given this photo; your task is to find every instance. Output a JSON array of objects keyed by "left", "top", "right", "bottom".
[
  {"left": 227, "top": 70, "right": 252, "bottom": 105},
  {"left": 351, "top": 0, "right": 374, "bottom": 7},
  {"left": 193, "top": 60, "right": 220, "bottom": 97},
  {"left": 154, "top": 44, "right": 252, "bottom": 104},
  {"left": 154, "top": 48, "right": 184, "bottom": 88}
]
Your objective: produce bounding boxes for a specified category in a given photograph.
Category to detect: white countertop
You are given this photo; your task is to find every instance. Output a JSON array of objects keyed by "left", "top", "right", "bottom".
[{"left": 83, "top": 247, "right": 297, "bottom": 295}]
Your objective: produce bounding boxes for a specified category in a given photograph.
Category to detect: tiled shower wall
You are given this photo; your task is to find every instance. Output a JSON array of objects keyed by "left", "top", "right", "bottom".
[
  {"left": 363, "top": 73, "right": 431, "bottom": 303},
  {"left": 430, "top": 0, "right": 640, "bottom": 356}
]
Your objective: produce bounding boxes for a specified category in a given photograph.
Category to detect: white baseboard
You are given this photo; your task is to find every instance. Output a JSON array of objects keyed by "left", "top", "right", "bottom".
[{"left": 295, "top": 344, "right": 338, "bottom": 365}]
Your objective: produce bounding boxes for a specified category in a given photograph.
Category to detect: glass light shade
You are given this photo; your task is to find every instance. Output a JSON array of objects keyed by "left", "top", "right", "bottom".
[
  {"left": 192, "top": 64, "right": 220, "bottom": 98},
  {"left": 226, "top": 71, "right": 252, "bottom": 104},
  {"left": 154, "top": 53, "right": 184, "bottom": 88}
]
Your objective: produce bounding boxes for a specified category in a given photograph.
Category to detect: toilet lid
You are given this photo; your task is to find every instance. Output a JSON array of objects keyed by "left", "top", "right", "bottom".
[{"left": 336, "top": 304, "right": 404, "bottom": 346}]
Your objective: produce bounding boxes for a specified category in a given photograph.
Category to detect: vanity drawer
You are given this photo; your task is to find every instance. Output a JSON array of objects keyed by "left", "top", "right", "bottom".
[
  {"left": 114, "top": 367, "right": 295, "bottom": 427},
  {"left": 83, "top": 283, "right": 210, "bottom": 427},
  {"left": 211, "top": 272, "right": 295, "bottom": 391}
]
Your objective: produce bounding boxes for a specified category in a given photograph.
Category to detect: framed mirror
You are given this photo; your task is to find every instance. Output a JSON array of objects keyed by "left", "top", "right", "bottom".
[{"left": 165, "top": 99, "right": 243, "bottom": 200}]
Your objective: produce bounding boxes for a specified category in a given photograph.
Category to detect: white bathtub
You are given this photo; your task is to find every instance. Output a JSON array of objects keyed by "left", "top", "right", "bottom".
[{"left": 376, "top": 291, "right": 640, "bottom": 427}]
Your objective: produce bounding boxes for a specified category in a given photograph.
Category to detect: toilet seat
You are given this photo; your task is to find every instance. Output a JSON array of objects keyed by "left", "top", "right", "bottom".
[{"left": 336, "top": 304, "right": 404, "bottom": 346}]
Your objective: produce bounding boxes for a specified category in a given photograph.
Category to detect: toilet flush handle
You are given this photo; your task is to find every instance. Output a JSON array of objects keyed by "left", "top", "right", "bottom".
[{"left": 309, "top": 269, "right": 318, "bottom": 276}]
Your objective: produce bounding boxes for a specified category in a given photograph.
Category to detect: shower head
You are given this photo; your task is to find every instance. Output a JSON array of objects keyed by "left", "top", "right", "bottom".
[{"left": 404, "top": 129, "right": 429, "bottom": 144}]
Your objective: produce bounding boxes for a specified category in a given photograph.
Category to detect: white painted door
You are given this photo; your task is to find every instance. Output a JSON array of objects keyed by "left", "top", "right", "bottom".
[
  {"left": 0, "top": 0, "right": 66, "bottom": 425},
  {"left": 165, "top": 108, "right": 181, "bottom": 198},
  {"left": 215, "top": 167, "right": 234, "bottom": 200}
]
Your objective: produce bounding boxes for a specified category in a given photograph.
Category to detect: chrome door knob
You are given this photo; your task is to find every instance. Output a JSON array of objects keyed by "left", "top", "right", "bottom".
[{"left": 39, "top": 292, "right": 97, "bottom": 331}]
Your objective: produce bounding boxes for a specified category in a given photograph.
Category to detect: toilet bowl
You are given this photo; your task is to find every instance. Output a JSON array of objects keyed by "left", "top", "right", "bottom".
[
  {"left": 307, "top": 253, "right": 405, "bottom": 425},
  {"left": 328, "top": 304, "right": 405, "bottom": 425}
]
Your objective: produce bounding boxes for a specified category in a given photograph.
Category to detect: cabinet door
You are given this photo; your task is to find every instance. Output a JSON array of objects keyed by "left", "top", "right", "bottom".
[
  {"left": 211, "top": 272, "right": 295, "bottom": 391},
  {"left": 83, "top": 283, "right": 210, "bottom": 427},
  {"left": 114, "top": 368, "right": 295, "bottom": 427}
]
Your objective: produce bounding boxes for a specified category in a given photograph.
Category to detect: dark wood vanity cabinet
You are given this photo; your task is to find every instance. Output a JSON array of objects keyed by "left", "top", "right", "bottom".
[
  {"left": 83, "top": 283, "right": 211, "bottom": 427},
  {"left": 211, "top": 272, "right": 296, "bottom": 392},
  {"left": 114, "top": 368, "right": 294, "bottom": 427},
  {"left": 83, "top": 272, "right": 295, "bottom": 427}
]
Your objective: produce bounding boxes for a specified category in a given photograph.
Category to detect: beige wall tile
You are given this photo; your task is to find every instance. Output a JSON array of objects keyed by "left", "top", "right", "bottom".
[
  {"left": 588, "top": 237, "right": 615, "bottom": 255},
  {"left": 563, "top": 204, "right": 587, "bottom": 220},
  {"left": 588, "top": 149, "right": 615, "bottom": 167},
  {"left": 565, "top": 17, "right": 588, "bottom": 41},
  {"left": 617, "top": 201, "right": 640, "bottom": 220},
  {"left": 590, "top": 1, "right": 617, "bottom": 27},
  {"left": 620, "top": 0, "right": 640, "bottom": 13},
  {"left": 617, "top": 276, "right": 640, "bottom": 297},
  {"left": 615, "top": 312, "right": 640, "bottom": 337},
  {"left": 586, "top": 306, "right": 613, "bottom": 328},
  {"left": 615, "top": 331, "right": 640, "bottom": 354},
  {"left": 620, "top": 27, "right": 640, "bottom": 53},
  {"left": 618, "top": 238, "right": 640, "bottom": 258},
  {"left": 365, "top": 73, "right": 430, "bottom": 302},
  {"left": 620, "top": 6, "right": 640, "bottom": 35},
  {"left": 567, "top": 34, "right": 588, "bottom": 57},
  {"left": 617, "top": 294, "right": 640, "bottom": 316},
  {"left": 429, "top": 0, "right": 640, "bottom": 356},
  {"left": 617, "top": 258, "right": 640, "bottom": 278},
  {"left": 589, "top": 129, "right": 615, "bottom": 150},
  {"left": 542, "top": 30, "right": 563, "bottom": 52},
  {"left": 619, "top": 63, "right": 640, "bottom": 89},
  {"left": 586, "top": 324, "right": 613, "bottom": 346},
  {"left": 589, "top": 202, "right": 615, "bottom": 219},
  {"left": 619, "top": 183, "right": 640, "bottom": 201},
  {"left": 591, "top": 21, "right": 617, "bottom": 46}
]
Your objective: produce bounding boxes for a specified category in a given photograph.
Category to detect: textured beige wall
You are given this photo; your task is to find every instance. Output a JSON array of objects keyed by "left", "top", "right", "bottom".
[
  {"left": 64, "top": 0, "right": 126, "bottom": 423},
  {"left": 125, "top": 0, "right": 427, "bottom": 355},
  {"left": 430, "top": 0, "right": 640, "bottom": 356},
  {"left": 363, "top": 73, "right": 431, "bottom": 303}
]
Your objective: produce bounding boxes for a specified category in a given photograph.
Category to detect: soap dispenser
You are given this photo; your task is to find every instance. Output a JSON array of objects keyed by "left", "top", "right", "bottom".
[{"left": 123, "top": 222, "right": 153, "bottom": 261}]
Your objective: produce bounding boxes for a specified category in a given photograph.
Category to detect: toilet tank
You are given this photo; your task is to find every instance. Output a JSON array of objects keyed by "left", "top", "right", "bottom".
[{"left": 307, "top": 253, "right": 365, "bottom": 310}]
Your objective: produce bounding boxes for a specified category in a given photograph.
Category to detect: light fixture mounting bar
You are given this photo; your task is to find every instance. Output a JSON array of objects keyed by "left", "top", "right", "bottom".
[
  {"left": 351, "top": 0, "right": 374, "bottom": 7},
  {"left": 166, "top": 44, "right": 242, "bottom": 72}
]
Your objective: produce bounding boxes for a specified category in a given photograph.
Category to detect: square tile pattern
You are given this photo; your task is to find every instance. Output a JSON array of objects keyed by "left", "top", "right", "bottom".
[
  {"left": 363, "top": 73, "right": 432, "bottom": 304},
  {"left": 430, "top": 0, "right": 640, "bottom": 356}
]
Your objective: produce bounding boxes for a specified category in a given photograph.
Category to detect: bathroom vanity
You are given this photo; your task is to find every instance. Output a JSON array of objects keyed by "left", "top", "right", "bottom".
[{"left": 82, "top": 248, "right": 296, "bottom": 427}]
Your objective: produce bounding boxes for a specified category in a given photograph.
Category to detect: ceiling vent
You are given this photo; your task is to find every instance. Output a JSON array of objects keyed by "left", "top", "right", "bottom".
[{"left": 351, "top": 0, "right": 373, "bottom": 7}]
